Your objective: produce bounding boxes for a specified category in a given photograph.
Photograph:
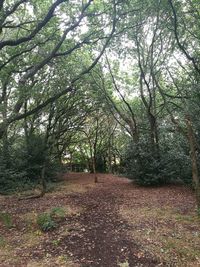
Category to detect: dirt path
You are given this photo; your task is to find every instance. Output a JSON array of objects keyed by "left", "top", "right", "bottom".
[
  {"left": 54, "top": 176, "right": 159, "bottom": 267},
  {"left": 0, "top": 173, "right": 199, "bottom": 267}
]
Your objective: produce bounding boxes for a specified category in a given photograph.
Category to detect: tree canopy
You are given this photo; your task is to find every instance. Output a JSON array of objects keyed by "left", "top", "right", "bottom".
[{"left": 0, "top": 0, "right": 200, "bottom": 212}]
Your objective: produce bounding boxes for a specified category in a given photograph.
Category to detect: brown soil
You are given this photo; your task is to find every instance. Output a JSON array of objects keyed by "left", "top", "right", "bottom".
[{"left": 0, "top": 173, "right": 199, "bottom": 267}]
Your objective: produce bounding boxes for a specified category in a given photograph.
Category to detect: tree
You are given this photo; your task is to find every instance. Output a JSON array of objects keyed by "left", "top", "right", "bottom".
[{"left": 0, "top": 0, "right": 119, "bottom": 138}]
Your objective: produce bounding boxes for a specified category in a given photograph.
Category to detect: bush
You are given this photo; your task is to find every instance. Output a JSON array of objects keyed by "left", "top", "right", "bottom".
[
  {"left": 36, "top": 213, "right": 56, "bottom": 232},
  {"left": 50, "top": 207, "right": 65, "bottom": 221},
  {"left": 36, "top": 207, "right": 65, "bottom": 232},
  {"left": 124, "top": 139, "right": 166, "bottom": 185},
  {"left": 0, "top": 134, "right": 64, "bottom": 194},
  {"left": 123, "top": 136, "right": 192, "bottom": 186},
  {"left": 0, "top": 159, "right": 34, "bottom": 194}
]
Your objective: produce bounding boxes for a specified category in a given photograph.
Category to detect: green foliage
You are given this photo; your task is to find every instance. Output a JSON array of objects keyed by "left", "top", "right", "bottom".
[
  {"left": 36, "top": 207, "right": 65, "bottom": 232},
  {"left": 52, "top": 239, "right": 60, "bottom": 246},
  {"left": 0, "top": 132, "right": 64, "bottom": 194},
  {"left": 118, "top": 261, "right": 129, "bottom": 267},
  {"left": 95, "top": 153, "right": 107, "bottom": 173},
  {"left": 16, "top": 134, "right": 45, "bottom": 180},
  {"left": 0, "top": 0, "right": 199, "bottom": 216},
  {"left": 36, "top": 212, "right": 56, "bottom": 232},
  {"left": 0, "top": 153, "right": 35, "bottom": 194},
  {"left": 161, "top": 140, "right": 192, "bottom": 185},
  {"left": 0, "top": 235, "right": 6, "bottom": 248},
  {"left": 124, "top": 140, "right": 167, "bottom": 186},
  {"left": 0, "top": 212, "right": 13, "bottom": 228},
  {"left": 124, "top": 136, "right": 192, "bottom": 186},
  {"left": 50, "top": 207, "right": 65, "bottom": 221}
]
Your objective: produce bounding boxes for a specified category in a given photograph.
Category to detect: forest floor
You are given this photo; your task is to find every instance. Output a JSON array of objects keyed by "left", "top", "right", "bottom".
[{"left": 0, "top": 173, "right": 200, "bottom": 267}]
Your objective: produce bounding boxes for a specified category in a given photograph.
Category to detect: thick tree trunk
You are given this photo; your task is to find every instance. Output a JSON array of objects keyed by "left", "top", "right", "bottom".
[{"left": 185, "top": 115, "right": 200, "bottom": 213}]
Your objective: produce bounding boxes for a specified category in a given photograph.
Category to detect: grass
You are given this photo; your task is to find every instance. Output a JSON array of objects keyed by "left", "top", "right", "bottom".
[
  {"left": 0, "top": 204, "right": 83, "bottom": 266},
  {"left": 162, "top": 237, "right": 200, "bottom": 260},
  {"left": 36, "top": 212, "right": 57, "bottom": 232},
  {"left": 54, "top": 181, "right": 95, "bottom": 195},
  {"left": 0, "top": 205, "right": 82, "bottom": 266},
  {"left": 118, "top": 260, "right": 129, "bottom": 267},
  {"left": 0, "top": 212, "right": 13, "bottom": 228},
  {"left": 22, "top": 205, "right": 82, "bottom": 230},
  {"left": 0, "top": 235, "right": 6, "bottom": 248},
  {"left": 0, "top": 174, "right": 95, "bottom": 267},
  {"left": 119, "top": 205, "right": 200, "bottom": 266},
  {"left": 50, "top": 207, "right": 65, "bottom": 218},
  {"left": 26, "top": 255, "right": 80, "bottom": 267},
  {"left": 1, "top": 174, "right": 199, "bottom": 266},
  {"left": 21, "top": 231, "right": 44, "bottom": 248}
]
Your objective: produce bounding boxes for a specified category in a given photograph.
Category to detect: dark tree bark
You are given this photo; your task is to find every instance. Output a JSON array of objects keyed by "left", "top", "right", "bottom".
[{"left": 185, "top": 115, "right": 200, "bottom": 213}]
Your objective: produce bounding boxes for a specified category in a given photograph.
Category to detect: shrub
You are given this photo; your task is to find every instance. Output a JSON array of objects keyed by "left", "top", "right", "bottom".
[
  {"left": 123, "top": 136, "right": 192, "bottom": 186},
  {"left": 124, "top": 139, "right": 167, "bottom": 186},
  {"left": 0, "top": 134, "right": 63, "bottom": 194},
  {"left": 36, "top": 207, "right": 65, "bottom": 232},
  {"left": 0, "top": 212, "right": 13, "bottom": 228},
  {"left": 36, "top": 213, "right": 56, "bottom": 232},
  {"left": 0, "top": 151, "right": 36, "bottom": 194},
  {"left": 50, "top": 207, "right": 65, "bottom": 222}
]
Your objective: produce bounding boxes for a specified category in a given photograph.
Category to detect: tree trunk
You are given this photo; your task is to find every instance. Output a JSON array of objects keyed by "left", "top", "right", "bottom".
[
  {"left": 40, "top": 164, "right": 47, "bottom": 197},
  {"left": 2, "top": 126, "right": 9, "bottom": 166},
  {"left": 185, "top": 115, "right": 200, "bottom": 213},
  {"left": 2, "top": 92, "right": 10, "bottom": 165},
  {"left": 107, "top": 141, "right": 112, "bottom": 173},
  {"left": 69, "top": 152, "right": 73, "bottom": 172},
  {"left": 149, "top": 113, "right": 160, "bottom": 158},
  {"left": 92, "top": 156, "right": 98, "bottom": 183}
]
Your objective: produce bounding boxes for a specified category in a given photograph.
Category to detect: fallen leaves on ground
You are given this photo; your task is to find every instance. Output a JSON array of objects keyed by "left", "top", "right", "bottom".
[{"left": 0, "top": 173, "right": 199, "bottom": 266}]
